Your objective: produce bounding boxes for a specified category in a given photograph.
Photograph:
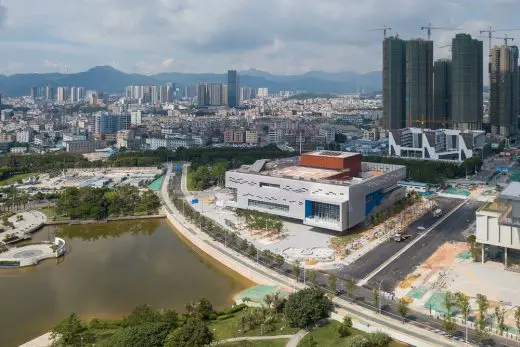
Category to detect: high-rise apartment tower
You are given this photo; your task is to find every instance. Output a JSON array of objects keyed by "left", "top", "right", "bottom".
[
  {"left": 383, "top": 37, "right": 407, "bottom": 130},
  {"left": 490, "top": 45, "right": 519, "bottom": 138},
  {"left": 451, "top": 34, "right": 483, "bottom": 130},
  {"left": 405, "top": 39, "right": 434, "bottom": 128},
  {"left": 227, "top": 70, "right": 239, "bottom": 108}
]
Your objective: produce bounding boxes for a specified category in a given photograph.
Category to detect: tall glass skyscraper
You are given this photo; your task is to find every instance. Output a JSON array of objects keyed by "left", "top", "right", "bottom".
[{"left": 227, "top": 70, "right": 239, "bottom": 108}]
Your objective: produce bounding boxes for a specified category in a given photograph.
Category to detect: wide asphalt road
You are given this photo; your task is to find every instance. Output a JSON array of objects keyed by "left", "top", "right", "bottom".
[
  {"left": 335, "top": 197, "right": 461, "bottom": 282},
  {"left": 367, "top": 199, "right": 483, "bottom": 292}
]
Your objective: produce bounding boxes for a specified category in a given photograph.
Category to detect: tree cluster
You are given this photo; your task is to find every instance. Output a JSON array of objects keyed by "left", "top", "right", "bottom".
[
  {"left": 363, "top": 156, "right": 482, "bottom": 184},
  {"left": 284, "top": 288, "right": 333, "bottom": 329},
  {"left": 51, "top": 302, "right": 212, "bottom": 347},
  {"left": 56, "top": 186, "right": 161, "bottom": 220},
  {"left": 188, "top": 160, "right": 228, "bottom": 191},
  {"left": 0, "top": 145, "right": 295, "bottom": 184}
]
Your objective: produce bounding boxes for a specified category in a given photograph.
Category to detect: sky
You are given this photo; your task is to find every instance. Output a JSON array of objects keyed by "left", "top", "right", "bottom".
[{"left": 0, "top": 0, "right": 519, "bottom": 75}]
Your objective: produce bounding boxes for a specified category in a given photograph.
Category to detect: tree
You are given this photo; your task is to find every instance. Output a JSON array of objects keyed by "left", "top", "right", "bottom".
[
  {"left": 284, "top": 288, "right": 333, "bottom": 329},
  {"left": 292, "top": 261, "right": 302, "bottom": 282},
  {"left": 51, "top": 313, "right": 87, "bottom": 346},
  {"left": 106, "top": 322, "right": 171, "bottom": 347},
  {"left": 476, "top": 294, "right": 489, "bottom": 336},
  {"left": 122, "top": 304, "right": 161, "bottom": 327},
  {"left": 366, "top": 332, "right": 392, "bottom": 347},
  {"left": 346, "top": 278, "right": 356, "bottom": 299},
  {"left": 515, "top": 306, "right": 520, "bottom": 335},
  {"left": 305, "top": 336, "right": 318, "bottom": 347},
  {"left": 494, "top": 307, "right": 506, "bottom": 335},
  {"left": 186, "top": 297, "right": 214, "bottom": 319},
  {"left": 247, "top": 243, "right": 257, "bottom": 258},
  {"left": 338, "top": 316, "right": 353, "bottom": 337},
  {"left": 344, "top": 334, "right": 370, "bottom": 347},
  {"left": 455, "top": 292, "right": 471, "bottom": 324},
  {"left": 397, "top": 298, "right": 409, "bottom": 322},
  {"left": 308, "top": 269, "right": 317, "bottom": 285},
  {"left": 164, "top": 317, "right": 214, "bottom": 347},
  {"left": 328, "top": 274, "right": 337, "bottom": 294},
  {"left": 443, "top": 291, "right": 456, "bottom": 335},
  {"left": 373, "top": 287, "right": 380, "bottom": 312},
  {"left": 274, "top": 254, "right": 285, "bottom": 268}
]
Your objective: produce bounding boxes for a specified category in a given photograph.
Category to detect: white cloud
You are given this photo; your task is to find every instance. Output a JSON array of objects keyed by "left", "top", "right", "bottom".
[
  {"left": 0, "top": 0, "right": 519, "bottom": 74},
  {"left": 161, "top": 58, "right": 175, "bottom": 68}
]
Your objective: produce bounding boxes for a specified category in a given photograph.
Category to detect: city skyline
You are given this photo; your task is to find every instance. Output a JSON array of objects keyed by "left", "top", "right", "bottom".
[{"left": 1, "top": 0, "right": 520, "bottom": 75}]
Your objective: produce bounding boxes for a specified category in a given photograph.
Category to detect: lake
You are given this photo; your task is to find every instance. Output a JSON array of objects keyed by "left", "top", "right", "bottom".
[{"left": 0, "top": 219, "right": 252, "bottom": 347}]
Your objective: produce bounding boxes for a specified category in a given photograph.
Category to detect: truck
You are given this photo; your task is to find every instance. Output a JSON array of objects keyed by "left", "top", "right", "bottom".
[
  {"left": 432, "top": 208, "right": 442, "bottom": 218},
  {"left": 393, "top": 233, "right": 411, "bottom": 242}
]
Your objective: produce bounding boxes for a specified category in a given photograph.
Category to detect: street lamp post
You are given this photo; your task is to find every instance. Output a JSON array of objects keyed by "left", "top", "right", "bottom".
[{"left": 378, "top": 280, "right": 384, "bottom": 314}]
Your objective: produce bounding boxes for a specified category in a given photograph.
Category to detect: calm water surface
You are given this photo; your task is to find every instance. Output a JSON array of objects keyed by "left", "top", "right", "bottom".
[{"left": 0, "top": 219, "right": 252, "bottom": 347}]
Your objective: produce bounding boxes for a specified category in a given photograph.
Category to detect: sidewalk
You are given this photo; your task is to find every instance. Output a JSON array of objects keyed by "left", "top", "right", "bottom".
[{"left": 160, "top": 164, "right": 465, "bottom": 347}]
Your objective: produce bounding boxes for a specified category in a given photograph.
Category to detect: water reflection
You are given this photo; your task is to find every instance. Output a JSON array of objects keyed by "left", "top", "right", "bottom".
[{"left": 0, "top": 219, "right": 252, "bottom": 347}]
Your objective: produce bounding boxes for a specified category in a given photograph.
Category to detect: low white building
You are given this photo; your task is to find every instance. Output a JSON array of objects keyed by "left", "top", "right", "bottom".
[
  {"left": 16, "top": 128, "right": 34, "bottom": 143},
  {"left": 388, "top": 127, "right": 486, "bottom": 162},
  {"left": 226, "top": 151, "right": 406, "bottom": 232},
  {"left": 476, "top": 182, "right": 520, "bottom": 267}
]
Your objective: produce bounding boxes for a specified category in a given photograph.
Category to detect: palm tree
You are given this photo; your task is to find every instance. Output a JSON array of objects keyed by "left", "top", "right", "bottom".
[{"left": 346, "top": 278, "right": 356, "bottom": 299}]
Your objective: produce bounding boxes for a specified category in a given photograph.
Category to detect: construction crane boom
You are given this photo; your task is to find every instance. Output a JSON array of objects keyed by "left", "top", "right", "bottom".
[
  {"left": 490, "top": 34, "right": 515, "bottom": 45},
  {"left": 479, "top": 26, "right": 520, "bottom": 52},
  {"left": 420, "top": 22, "right": 459, "bottom": 40},
  {"left": 368, "top": 25, "right": 392, "bottom": 39},
  {"left": 479, "top": 27, "right": 520, "bottom": 76}
]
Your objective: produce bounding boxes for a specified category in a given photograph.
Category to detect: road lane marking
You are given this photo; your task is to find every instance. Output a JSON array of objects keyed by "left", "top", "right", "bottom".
[{"left": 358, "top": 199, "right": 468, "bottom": 286}]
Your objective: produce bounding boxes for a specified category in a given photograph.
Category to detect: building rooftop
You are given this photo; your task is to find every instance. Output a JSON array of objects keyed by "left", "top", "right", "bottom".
[
  {"left": 303, "top": 150, "right": 360, "bottom": 159},
  {"left": 233, "top": 156, "right": 405, "bottom": 186},
  {"left": 500, "top": 182, "right": 520, "bottom": 201}
]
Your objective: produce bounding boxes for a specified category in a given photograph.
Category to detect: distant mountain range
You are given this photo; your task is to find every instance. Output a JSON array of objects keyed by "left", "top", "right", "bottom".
[{"left": 0, "top": 66, "right": 382, "bottom": 97}]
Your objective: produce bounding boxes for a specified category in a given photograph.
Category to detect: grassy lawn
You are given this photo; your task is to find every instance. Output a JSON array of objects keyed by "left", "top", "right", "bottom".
[
  {"left": 330, "top": 229, "right": 365, "bottom": 249},
  {"left": 0, "top": 173, "right": 37, "bottom": 186},
  {"left": 298, "top": 321, "right": 405, "bottom": 347},
  {"left": 221, "top": 340, "right": 289, "bottom": 347},
  {"left": 186, "top": 168, "right": 196, "bottom": 191},
  {"left": 209, "top": 310, "right": 299, "bottom": 341},
  {"left": 38, "top": 206, "right": 70, "bottom": 221}
]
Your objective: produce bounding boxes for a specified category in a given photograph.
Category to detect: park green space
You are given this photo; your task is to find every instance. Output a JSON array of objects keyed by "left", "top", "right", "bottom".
[
  {"left": 0, "top": 172, "right": 36, "bottom": 186},
  {"left": 221, "top": 340, "right": 289, "bottom": 347},
  {"left": 299, "top": 320, "right": 405, "bottom": 347}
]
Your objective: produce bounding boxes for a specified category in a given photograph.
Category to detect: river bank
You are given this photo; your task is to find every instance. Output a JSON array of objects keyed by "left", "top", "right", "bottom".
[
  {"left": 3, "top": 219, "right": 252, "bottom": 347},
  {"left": 44, "top": 214, "right": 165, "bottom": 225}
]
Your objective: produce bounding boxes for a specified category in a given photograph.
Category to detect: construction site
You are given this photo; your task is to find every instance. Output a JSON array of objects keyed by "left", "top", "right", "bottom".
[{"left": 395, "top": 240, "right": 520, "bottom": 335}]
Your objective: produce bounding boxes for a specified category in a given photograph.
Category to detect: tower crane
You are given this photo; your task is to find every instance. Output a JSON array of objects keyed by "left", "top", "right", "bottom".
[
  {"left": 479, "top": 26, "right": 520, "bottom": 55},
  {"left": 368, "top": 25, "right": 392, "bottom": 39},
  {"left": 491, "top": 34, "right": 516, "bottom": 45},
  {"left": 420, "top": 22, "right": 459, "bottom": 41},
  {"left": 479, "top": 27, "right": 520, "bottom": 75}
]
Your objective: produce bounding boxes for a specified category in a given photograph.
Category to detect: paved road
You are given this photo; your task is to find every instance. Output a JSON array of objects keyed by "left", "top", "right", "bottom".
[
  {"left": 218, "top": 335, "right": 294, "bottom": 344},
  {"left": 336, "top": 197, "right": 461, "bottom": 282},
  {"left": 367, "top": 200, "right": 483, "bottom": 292},
  {"left": 164, "top": 163, "right": 517, "bottom": 346},
  {"left": 286, "top": 330, "right": 308, "bottom": 347}
]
